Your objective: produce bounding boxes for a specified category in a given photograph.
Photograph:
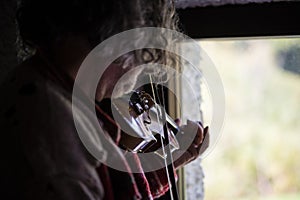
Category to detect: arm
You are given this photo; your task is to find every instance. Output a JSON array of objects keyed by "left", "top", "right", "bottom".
[{"left": 16, "top": 81, "right": 105, "bottom": 200}]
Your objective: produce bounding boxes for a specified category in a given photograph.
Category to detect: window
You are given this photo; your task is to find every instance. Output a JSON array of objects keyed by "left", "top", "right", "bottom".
[{"left": 182, "top": 37, "right": 300, "bottom": 200}]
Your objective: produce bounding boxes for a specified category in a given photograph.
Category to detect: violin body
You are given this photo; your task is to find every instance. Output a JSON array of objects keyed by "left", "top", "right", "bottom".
[
  {"left": 112, "top": 91, "right": 180, "bottom": 154},
  {"left": 108, "top": 90, "right": 181, "bottom": 199}
]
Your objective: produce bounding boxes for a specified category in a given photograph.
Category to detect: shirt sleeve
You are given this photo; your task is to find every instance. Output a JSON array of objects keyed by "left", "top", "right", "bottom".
[{"left": 12, "top": 80, "right": 105, "bottom": 200}]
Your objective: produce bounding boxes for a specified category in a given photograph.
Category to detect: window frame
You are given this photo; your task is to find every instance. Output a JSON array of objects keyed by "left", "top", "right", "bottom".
[{"left": 175, "top": 2, "right": 300, "bottom": 199}]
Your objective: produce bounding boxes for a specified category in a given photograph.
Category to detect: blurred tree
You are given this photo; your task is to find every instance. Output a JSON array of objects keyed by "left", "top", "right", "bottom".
[{"left": 277, "top": 45, "right": 300, "bottom": 75}]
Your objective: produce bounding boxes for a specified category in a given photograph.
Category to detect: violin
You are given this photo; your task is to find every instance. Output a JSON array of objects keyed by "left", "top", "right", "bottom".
[
  {"left": 112, "top": 91, "right": 180, "bottom": 155},
  {"left": 111, "top": 90, "right": 180, "bottom": 200}
]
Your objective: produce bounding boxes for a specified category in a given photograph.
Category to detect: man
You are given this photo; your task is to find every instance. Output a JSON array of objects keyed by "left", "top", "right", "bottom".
[{"left": 0, "top": 0, "right": 209, "bottom": 199}]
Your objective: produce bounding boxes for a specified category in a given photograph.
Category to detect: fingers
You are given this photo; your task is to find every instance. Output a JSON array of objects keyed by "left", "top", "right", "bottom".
[
  {"left": 178, "top": 120, "right": 204, "bottom": 147},
  {"left": 189, "top": 126, "right": 209, "bottom": 156},
  {"left": 173, "top": 125, "right": 210, "bottom": 169},
  {"left": 203, "top": 126, "right": 209, "bottom": 139},
  {"left": 187, "top": 120, "right": 204, "bottom": 147},
  {"left": 174, "top": 118, "right": 181, "bottom": 126},
  {"left": 197, "top": 126, "right": 210, "bottom": 155}
]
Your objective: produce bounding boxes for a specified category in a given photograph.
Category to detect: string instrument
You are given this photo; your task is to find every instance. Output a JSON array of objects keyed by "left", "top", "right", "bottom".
[
  {"left": 111, "top": 90, "right": 180, "bottom": 200},
  {"left": 112, "top": 91, "right": 179, "bottom": 154}
]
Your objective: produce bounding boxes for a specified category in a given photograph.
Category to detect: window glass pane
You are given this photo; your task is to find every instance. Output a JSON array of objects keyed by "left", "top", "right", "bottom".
[{"left": 184, "top": 38, "right": 300, "bottom": 200}]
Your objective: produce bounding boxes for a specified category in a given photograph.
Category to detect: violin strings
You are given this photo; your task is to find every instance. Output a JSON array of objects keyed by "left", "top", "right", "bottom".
[
  {"left": 149, "top": 74, "right": 174, "bottom": 200},
  {"left": 158, "top": 75, "right": 179, "bottom": 200},
  {"left": 157, "top": 75, "right": 175, "bottom": 200}
]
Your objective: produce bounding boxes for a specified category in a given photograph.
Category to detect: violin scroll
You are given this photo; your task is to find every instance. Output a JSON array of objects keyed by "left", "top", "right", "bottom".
[{"left": 129, "top": 91, "right": 155, "bottom": 118}]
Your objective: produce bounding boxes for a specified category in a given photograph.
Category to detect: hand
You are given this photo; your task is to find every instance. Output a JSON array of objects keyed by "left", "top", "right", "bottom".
[{"left": 173, "top": 120, "right": 209, "bottom": 169}]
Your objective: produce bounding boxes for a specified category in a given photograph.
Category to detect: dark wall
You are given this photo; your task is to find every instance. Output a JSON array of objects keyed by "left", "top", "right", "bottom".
[
  {"left": 0, "top": 0, "right": 18, "bottom": 83},
  {"left": 1, "top": 1, "right": 300, "bottom": 83}
]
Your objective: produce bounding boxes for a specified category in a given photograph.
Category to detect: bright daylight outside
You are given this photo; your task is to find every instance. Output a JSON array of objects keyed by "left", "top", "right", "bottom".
[{"left": 184, "top": 38, "right": 300, "bottom": 200}]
